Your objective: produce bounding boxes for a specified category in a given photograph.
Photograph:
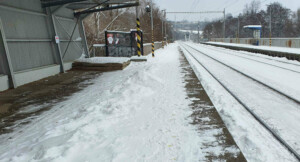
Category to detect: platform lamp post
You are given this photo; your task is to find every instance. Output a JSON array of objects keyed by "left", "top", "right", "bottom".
[
  {"left": 237, "top": 15, "right": 240, "bottom": 43},
  {"left": 162, "top": 9, "right": 166, "bottom": 48},
  {"left": 197, "top": 21, "right": 200, "bottom": 43},
  {"left": 223, "top": 8, "right": 226, "bottom": 40},
  {"left": 269, "top": 4, "right": 272, "bottom": 47},
  {"left": 165, "top": 13, "right": 167, "bottom": 45},
  {"left": 146, "top": 1, "right": 154, "bottom": 57}
]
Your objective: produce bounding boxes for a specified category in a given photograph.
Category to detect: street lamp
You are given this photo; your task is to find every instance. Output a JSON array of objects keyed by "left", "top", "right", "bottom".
[
  {"left": 146, "top": 2, "right": 154, "bottom": 57},
  {"left": 161, "top": 9, "right": 166, "bottom": 48}
]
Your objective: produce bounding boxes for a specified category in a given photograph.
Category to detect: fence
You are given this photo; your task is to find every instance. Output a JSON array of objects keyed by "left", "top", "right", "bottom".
[{"left": 210, "top": 38, "right": 300, "bottom": 48}]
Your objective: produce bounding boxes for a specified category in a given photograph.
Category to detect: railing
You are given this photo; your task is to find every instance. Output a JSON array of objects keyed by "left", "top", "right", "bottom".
[
  {"left": 91, "top": 44, "right": 106, "bottom": 57},
  {"left": 210, "top": 38, "right": 300, "bottom": 48}
]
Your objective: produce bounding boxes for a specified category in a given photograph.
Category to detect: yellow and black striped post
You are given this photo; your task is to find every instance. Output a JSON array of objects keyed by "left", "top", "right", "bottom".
[
  {"left": 152, "top": 30, "right": 155, "bottom": 57},
  {"left": 136, "top": 18, "right": 142, "bottom": 57}
]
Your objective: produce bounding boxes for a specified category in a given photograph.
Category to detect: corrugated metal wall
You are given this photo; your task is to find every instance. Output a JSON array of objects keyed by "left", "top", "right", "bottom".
[
  {"left": 54, "top": 8, "right": 82, "bottom": 62},
  {"left": 0, "top": 0, "right": 83, "bottom": 73},
  {"left": 0, "top": 28, "right": 8, "bottom": 75}
]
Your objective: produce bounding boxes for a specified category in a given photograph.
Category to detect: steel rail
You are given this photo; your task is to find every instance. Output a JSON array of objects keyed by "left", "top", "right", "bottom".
[
  {"left": 197, "top": 44, "right": 300, "bottom": 74},
  {"left": 166, "top": 11, "right": 224, "bottom": 14},
  {"left": 179, "top": 43, "right": 300, "bottom": 161},
  {"left": 202, "top": 43, "right": 300, "bottom": 67},
  {"left": 184, "top": 43, "right": 300, "bottom": 105}
]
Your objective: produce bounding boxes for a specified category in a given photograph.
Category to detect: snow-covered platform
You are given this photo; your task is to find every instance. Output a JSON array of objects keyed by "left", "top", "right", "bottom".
[
  {"left": 73, "top": 57, "right": 131, "bottom": 71},
  {"left": 205, "top": 42, "right": 300, "bottom": 61},
  {"left": 130, "top": 56, "right": 147, "bottom": 62},
  {"left": 0, "top": 43, "right": 245, "bottom": 161}
]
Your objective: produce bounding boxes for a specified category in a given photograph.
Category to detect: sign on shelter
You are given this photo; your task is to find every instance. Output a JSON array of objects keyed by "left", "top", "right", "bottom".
[{"left": 105, "top": 30, "right": 144, "bottom": 57}]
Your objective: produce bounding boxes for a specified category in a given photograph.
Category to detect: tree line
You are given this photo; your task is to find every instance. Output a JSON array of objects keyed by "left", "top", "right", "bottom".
[
  {"left": 83, "top": 0, "right": 173, "bottom": 49},
  {"left": 203, "top": 1, "right": 300, "bottom": 39}
]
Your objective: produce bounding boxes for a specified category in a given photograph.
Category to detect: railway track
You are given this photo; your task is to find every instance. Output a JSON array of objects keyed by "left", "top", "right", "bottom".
[
  {"left": 182, "top": 43, "right": 300, "bottom": 105},
  {"left": 197, "top": 44, "right": 300, "bottom": 74},
  {"left": 179, "top": 42, "right": 300, "bottom": 161},
  {"left": 203, "top": 43, "right": 300, "bottom": 68}
]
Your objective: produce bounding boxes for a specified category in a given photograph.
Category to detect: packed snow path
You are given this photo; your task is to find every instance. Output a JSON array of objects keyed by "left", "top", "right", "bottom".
[
  {"left": 180, "top": 42, "right": 300, "bottom": 161},
  {"left": 0, "top": 43, "right": 243, "bottom": 161}
]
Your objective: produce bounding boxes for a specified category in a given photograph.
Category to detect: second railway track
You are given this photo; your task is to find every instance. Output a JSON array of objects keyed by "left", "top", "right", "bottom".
[
  {"left": 197, "top": 44, "right": 300, "bottom": 74},
  {"left": 180, "top": 42, "right": 300, "bottom": 161},
  {"left": 182, "top": 43, "right": 300, "bottom": 105}
]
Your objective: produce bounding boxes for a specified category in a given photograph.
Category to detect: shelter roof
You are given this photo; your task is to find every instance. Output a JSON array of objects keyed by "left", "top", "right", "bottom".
[
  {"left": 40, "top": 0, "right": 138, "bottom": 16},
  {"left": 243, "top": 25, "right": 262, "bottom": 30}
]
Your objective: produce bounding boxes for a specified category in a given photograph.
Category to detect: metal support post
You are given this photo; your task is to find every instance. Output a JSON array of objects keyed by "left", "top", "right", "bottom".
[
  {"left": 223, "top": 8, "right": 226, "bottom": 40},
  {"left": 162, "top": 10, "right": 164, "bottom": 48},
  {"left": 46, "top": 8, "right": 65, "bottom": 73},
  {"left": 0, "top": 18, "right": 16, "bottom": 88},
  {"left": 136, "top": 1, "right": 142, "bottom": 57},
  {"left": 165, "top": 11, "right": 167, "bottom": 44},
  {"left": 150, "top": 0, "right": 155, "bottom": 57},
  {"left": 78, "top": 17, "right": 90, "bottom": 58},
  {"left": 165, "top": 22, "right": 167, "bottom": 43},
  {"left": 269, "top": 6, "right": 272, "bottom": 46},
  {"left": 237, "top": 16, "right": 240, "bottom": 43},
  {"left": 165, "top": 25, "right": 167, "bottom": 43},
  {"left": 174, "top": 15, "right": 177, "bottom": 41},
  {"left": 197, "top": 21, "right": 200, "bottom": 43}
]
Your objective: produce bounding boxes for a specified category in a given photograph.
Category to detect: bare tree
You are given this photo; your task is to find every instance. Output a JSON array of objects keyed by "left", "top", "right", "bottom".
[
  {"left": 203, "top": 1, "right": 299, "bottom": 39},
  {"left": 244, "top": 0, "right": 261, "bottom": 15},
  {"left": 83, "top": 0, "right": 171, "bottom": 49}
]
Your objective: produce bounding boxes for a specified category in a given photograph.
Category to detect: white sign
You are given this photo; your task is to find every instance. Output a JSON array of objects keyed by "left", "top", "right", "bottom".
[
  {"left": 108, "top": 37, "right": 113, "bottom": 44},
  {"left": 55, "top": 36, "right": 60, "bottom": 44},
  {"left": 253, "top": 30, "right": 261, "bottom": 39}
]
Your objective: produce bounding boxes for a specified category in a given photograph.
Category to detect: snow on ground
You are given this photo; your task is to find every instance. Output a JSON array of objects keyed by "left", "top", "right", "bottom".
[
  {"left": 0, "top": 43, "right": 236, "bottom": 161},
  {"left": 188, "top": 43, "right": 300, "bottom": 102},
  {"left": 200, "top": 43, "right": 300, "bottom": 72},
  {"left": 180, "top": 43, "right": 299, "bottom": 162},
  {"left": 179, "top": 30, "right": 203, "bottom": 35},
  {"left": 76, "top": 57, "right": 130, "bottom": 64},
  {"left": 130, "top": 56, "right": 147, "bottom": 61},
  {"left": 208, "top": 42, "right": 300, "bottom": 54}
]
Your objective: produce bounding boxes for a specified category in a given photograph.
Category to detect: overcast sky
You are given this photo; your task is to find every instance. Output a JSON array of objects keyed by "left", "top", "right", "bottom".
[{"left": 154, "top": 0, "right": 300, "bottom": 21}]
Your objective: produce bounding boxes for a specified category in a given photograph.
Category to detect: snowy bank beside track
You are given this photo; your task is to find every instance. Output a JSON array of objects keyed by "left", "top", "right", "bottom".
[
  {"left": 180, "top": 43, "right": 299, "bottom": 162},
  {"left": 204, "top": 42, "right": 300, "bottom": 61}
]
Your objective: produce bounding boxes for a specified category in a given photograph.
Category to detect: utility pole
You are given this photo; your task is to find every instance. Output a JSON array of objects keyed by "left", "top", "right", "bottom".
[
  {"left": 197, "top": 21, "right": 200, "bottom": 43},
  {"left": 150, "top": 0, "right": 154, "bottom": 57},
  {"left": 269, "top": 5, "right": 272, "bottom": 46},
  {"left": 166, "top": 11, "right": 225, "bottom": 42},
  {"left": 223, "top": 8, "right": 226, "bottom": 40},
  {"left": 162, "top": 10, "right": 165, "bottom": 48},
  {"left": 237, "top": 16, "right": 240, "bottom": 43},
  {"left": 164, "top": 11, "right": 167, "bottom": 45},
  {"left": 174, "top": 15, "right": 177, "bottom": 41}
]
